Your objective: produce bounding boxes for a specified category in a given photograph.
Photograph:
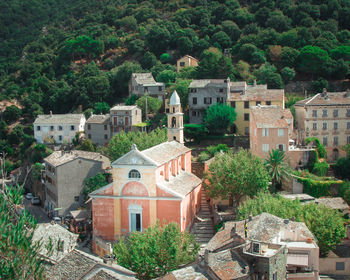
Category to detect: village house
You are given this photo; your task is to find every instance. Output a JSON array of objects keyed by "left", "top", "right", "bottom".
[
  {"left": 129, "top": 73, "right": 165, "bottom": 100},
  {"left": 161, "top": 213, "right": 319, "bottom": 280},
  {"left": 294, "top": 89, "right": 350, "bottom": 161},
  {"left": 34, "top": 112, "right": 85, "bottom": 144},
  {"left": 110, "top": 105, "right": 142, "bottom": 136},
  {"left": 44, "top": 150, "right": 110, "bottom": 216},
  {"left": 228, "top": 82, "right": 285, "bottom": 135},
  {"left": 85, "top": 114, "right": 110, "bottom": 146},
  {"left": 176, "top": 55, "right": 199, "bottom": 72},
  {"left": 250, "top": 105, "right": 313, "bottom": 168},
  {"left": 89, "top": 92, "right": 202, "bottom": 257}
]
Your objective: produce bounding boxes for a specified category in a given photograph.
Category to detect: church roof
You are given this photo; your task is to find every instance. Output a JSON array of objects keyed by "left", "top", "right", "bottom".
[{"left": 169, "top": 91, "right": 181, "bottom": 105}]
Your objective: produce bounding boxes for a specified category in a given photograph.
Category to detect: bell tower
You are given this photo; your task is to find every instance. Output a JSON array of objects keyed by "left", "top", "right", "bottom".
[{"left": 167, "top": 91, "right": 184, "bottom": 144}]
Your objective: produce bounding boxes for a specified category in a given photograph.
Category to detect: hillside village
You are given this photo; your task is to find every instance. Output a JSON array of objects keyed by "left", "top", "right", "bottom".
[{"left": 2, "top": 0, "right": 350, "bottom": 279}]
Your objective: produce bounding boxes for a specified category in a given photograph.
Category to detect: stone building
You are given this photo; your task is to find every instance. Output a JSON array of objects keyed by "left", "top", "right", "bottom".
[
  {"left": 44, "top": 150, "right": 110, "bottom": 216},
  {"left": 90, "top": 91, "right": 202, "bottom": 257},
  {"left": 85, "top": 114, "right": 110, "bottom": 146},
  {"left": 294, "top": 89, "right": 350, "bottom": 161},
  {"left": 161, "top": 213, "right": 319, "bottom": 280},
  {"left": 110, "top": 105, "right": 142, "bottom": 136},
  {"left": 176, "top": 55, "right": 199, "bottom": 72},
  {"left": 129, "top": 73, "right": 165, "bottom": 100},
  {"left": 34, "top": 113, "right": 85, "bottom": 144}
]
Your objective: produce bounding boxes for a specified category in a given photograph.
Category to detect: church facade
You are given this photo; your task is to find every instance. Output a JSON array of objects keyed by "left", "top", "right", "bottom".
[{"left": 90, "top": 91, "right": 202, "bottom": 257}]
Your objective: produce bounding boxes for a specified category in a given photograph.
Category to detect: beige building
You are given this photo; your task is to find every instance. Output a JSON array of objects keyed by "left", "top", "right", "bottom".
[
  {"left": 167, "top": 91, "right": 184, "bottom": 144},
  {"left": 110, "top": 105, "right": 142, "bottom": 136},
  {"left": 34, "top": 113, "right": 85, "bottom": 144},
  {"left": 85, "top": 114, "right": 110, "bottom": 146},
  {"left": 176, "top": 55, "right": 199, "bottom": 72},
  {"left": 250, "top": 105, "right": 313, "bottom": 169},
  {"left": 228, "top": 83, "right": 285, "bottom": 135},
  {"left": 294, "top": 90, "right": 350, "bottom": 161}
]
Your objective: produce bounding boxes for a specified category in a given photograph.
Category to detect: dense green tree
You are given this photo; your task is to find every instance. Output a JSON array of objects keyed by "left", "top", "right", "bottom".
[
  {"left": 238, "top": 43, "right": 258, "bottom": 63},
  {"left": 212, "top": 31, "right": 232, "bottom": 50},
  {"left": 136, "top": 96, "right": 162, "bottom": 119},
  {"left": 280, "top": 47, "right": 300, "bottom": 68},
  {"left": 83, "top": 172, "right": 109, "bottom": 198},
  {"left": 114, "top": 222, "right": 199, "bottom": 280},
  {"left": 177, "top": 37, "right": 193, "bottom": 56},
  {"left": 281, "top": 67, "right": 295, "bottom": 84},
  {"left": 93, "top": 102, "right": 110, "bottom": 115},
  {"left": 238, "top": 192, "right": 346, "bottom": 256},
  {"left": 254, "top": 64, "right": 283, "bottom": 89},
  {"left": 125, "top": 94, "right": 139, "bottom": 106},
  {"left": 204, "top": 149, "right": 270, "bottom": 207},
  {"left": 297, "top": 45, "right": 330, "bottom": 75},
  {"left": 146, "top": 25, "right": 171, "bottom": 55},
  {"left": 203, "top": 103, "right": 236, "bottom": 135},
  {"left": 3, "top": 105, "right": 21, "bottom": 124},
  {"left": 222, "top": 20, "right": 241, "bottom": 42},
  {"left": 156, "top": 70, "right": 177, "bottom": 86},
  {"left": 141, "top": 52, "right": 158, "bottom": 70},
  {"left": 266, "top": 11, "right": 292, "bottom": 32},
  {"left": 76, "top": 139, "right": 96, "bottom": 152},
  {"left": 169, "top": 79, "right": 191, "bottom": 110},
  {"left": 107, "top": 128, "right": 167, "bottom": 161}
]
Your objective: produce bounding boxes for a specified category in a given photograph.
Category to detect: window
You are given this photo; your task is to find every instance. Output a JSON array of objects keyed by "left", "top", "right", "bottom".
[
  {"left": 128, "top": 169, "right": 141, "bottom": 179},
  {"left": 348, "top": 122, "right": 350, "bottom": 130},
  {"left": 323, "top": 137, "right": 328, "bottom": 147},
  {"left": 322, "top": 109, "right": 328, "bottom": 117},
  {"left": 204, "top": 97, "right": 212, "bottom": 104},
  {"left": 217, "top": 97, "right": 224, "bottom": 103},
  {"left": 252, "top": 242, "right": 260, "bottom": 254},
  {"left": 58, "top": 126, "right": 62, "bottom": 131},
  {"left": 87, "top": 124, "right": 91, "bottom": 130},
  {"left": 313, "top": 123, "right": 317, "bottom": 130},
  {"left": 334, "top": 122, "right": 338, "bottom": 130},
  {"left": 256, "top": 101, "right": 261, "bottom": 106},
  {"left": 135, "top": 110, "right": 137, "bottom": 115},
  {"left": 144, "top": 87, "right": 148, "bottom": 92},
  {"left": 266, "top": 101, "right": 271, "bottom": 105},
  {"left": 88, "top": 134, "right": 91, "bottom": 139},
  {"left": 70, "top": 125, "right": 75, "bottom": 130},
  {"left": 103, "top": 124, "right": 107, "bottom": 130},
  {"left": 323, "top": 122, "right": 328, "bottom": 130},
  {"left": 50, "top": 126, "right": 54, "bottom": 131},
  {"left": 277, "top": 144, "right": 285, "bottom": 151},
  {"left": 244, "top": 113, "right": 249, "bottom": 121},
  {"left": 273, "top": 272, "right": 277, "bottom": 280},
  {"left": 262, "top": 144, "right": 269, "bottom": 152},
  {"left": 219, "top": 88, "right": 224, "bottom": 93},
  {"left": 347, "top": 109, "right": 350, "bottom": 117},
  {"left": 262, "top": 128, "right": 269, "bottom": 136},
  {"left": 104, "top": 134, "right": 108, "bottom": 139},
  {"left": 180, "top": 62, "right": 185, "bottom": 66},
  {"left": 129, "top": 205, "right": 142, "bottom": 232},
  {"left": 333, "top": 109, "right": 338, "bottom": 117},
  {"left": 58, "top": 135, "right": 62, "bottom": 141},
  {"left": 190, "top": 88, "right": 197, "bottom": 93},
  {"left": 336, "top": 262, "right": 345, "bottom": 270},
  {"left": 192, "top": 97, "right": 197, "bottom": 105},
  {"left": 37, "top": 126, "right": 41, "bottom": 131},
  {"left": 312, "top": 110, "right": 317, "bottom": 117},
  {"left": 347, "top": 136, "right": 350, "bottom": 144},
  {"left": 231, "top": 101, "right": 236, "bottom": 108},
  {"left": 244, "top": 127, "right": 249, "bottom": 135},
  {"left": 158, "top": 86, "right": 162, "bottom": 91},
  {"left": 278, "top": 129, "right": 284, "bottom": 136},
  {"left": 244, "top": 101, "right": 249, "bottom": 109},
  {"left": 334, "top": 136, "right": 338, "bottom": 146},
  {"left": 192, "top": 111, "right": 197, "bottom": 117}
]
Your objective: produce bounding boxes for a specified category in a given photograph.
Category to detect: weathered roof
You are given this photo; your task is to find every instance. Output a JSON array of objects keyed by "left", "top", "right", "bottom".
[
  {"left": 331, "top": 240, "right": 350, "bottom": 258},
  {"left": 206, "top": 213, "right": 315, "bottom": 252},
  {"left": 32, "top": 223, "right": 78, "bottom": 263},
  {"left": 315, "top": 197, "right": 350, "bottom": 211},
  {"left": 157, "top": 171, "right": 202, "bottom": 198},
  {"left": 86, "top": 114, "right": 110, "bottom": 124},
  {"left": 45, "top": 150, "right": 109, "bottom": 167},
  {"left": 178, "top": 55, "right": 199, "bottom": 62},
  {"left": 250, "top": 106, "right": 292, "bottom": 128},
  {"left": 207, "top": 249, "right": 250, "bottom": 280},
  {"left": 229, "top": 88, "right": 284, "bottom": 102},
  {"left": 295, "top": 91, "right": 350, "bottom": 106},
  {"left": 34, "top": 114, "right": 85, "bottom": 125},
  {"left": 189, "top": 79, "right": 228, "bottom": 88},
  {"left": 45, "top": 249, "right": 137, "bottom": 280},
  {"left": 131, "top": 72, "right": 164, "bottom": 86},
  {"left": 142, "top": 141, "right": 191, "bottom": 166},
  {"left": 169, "top": 90, "right": 181, "bottom": 106},
  {"left": 159, "top": 264, "right": 209, "bottom": 280},
  {"left": 110, "top": 105, "right": 138, "bottom": 111},
  {"left": 70, "top": 209, "right": 90, "bottom": 221},
  {"left": 280, "top": 193, "right": 315, "bottom": 202}
]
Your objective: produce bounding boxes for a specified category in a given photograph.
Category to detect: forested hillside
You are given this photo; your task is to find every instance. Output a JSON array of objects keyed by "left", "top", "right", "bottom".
[{"left": 1, "top": 0, "right": 350, "bottom": 119}]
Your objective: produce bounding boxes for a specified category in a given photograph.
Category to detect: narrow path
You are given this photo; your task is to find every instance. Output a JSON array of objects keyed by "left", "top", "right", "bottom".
[{"left": 191, "top": 190, "right": 215, "bottom": 250}]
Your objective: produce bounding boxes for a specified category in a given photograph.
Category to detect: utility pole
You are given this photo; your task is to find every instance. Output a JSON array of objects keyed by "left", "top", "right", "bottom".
[
  {"left": 0, "top": 152, "right": 7, "bottom": 190},
  {"left": 145, "top": 94, "right": 148, "bottom": 121}
]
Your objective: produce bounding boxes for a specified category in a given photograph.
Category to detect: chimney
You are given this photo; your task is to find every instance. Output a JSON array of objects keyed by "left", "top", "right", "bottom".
[
  {"left": 253, "top": 79, "right": 257, "bottom": 87},
  {"left": 50, "top": 111, "right": 52, "bottom": 117},
  {"left": 230, "top": 223, "right": 237, "bottom": 238},
  {"left": 321, "top": 88, "right": 327, "bottom": 97}
]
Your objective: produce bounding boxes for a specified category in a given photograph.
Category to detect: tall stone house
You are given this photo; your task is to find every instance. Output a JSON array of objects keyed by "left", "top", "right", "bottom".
[
  {"left": 44, "top": 150, "right": 110, "bottom": 216},
  {"left": 176, "top": 55, "right": 199, "bottom": 72},
  {"left": 110, "top": 105, "right": 142, "bottom": 136},
  {"left": 89, "top": 91, "right": 202, "bottom": 257},
  {"left": 294, "top": 89, "right": 350, "bottom": 161},
  {"left": 129, "top": 73, "right": 165, "bottom": 100},
  {"left": 85, "top": 114, "right": 110, "bottom": 146},
  {"left": 34, "top": 113, "right": 85, "bottom": 144}
]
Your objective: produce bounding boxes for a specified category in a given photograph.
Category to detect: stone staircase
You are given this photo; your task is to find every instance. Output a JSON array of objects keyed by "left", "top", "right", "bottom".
[{"left": 191, "top": 190, "right": 215, "bottom": 250}]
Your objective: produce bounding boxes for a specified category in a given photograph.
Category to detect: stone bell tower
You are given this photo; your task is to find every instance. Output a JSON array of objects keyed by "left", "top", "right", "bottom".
[{"left": 167, "top": 91, "right": 184, "bottom": 144}]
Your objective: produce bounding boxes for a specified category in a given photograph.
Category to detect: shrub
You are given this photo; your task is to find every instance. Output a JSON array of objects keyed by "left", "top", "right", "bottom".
[{"left": 198, "top": 151, "right": 210, "bottom": 162}]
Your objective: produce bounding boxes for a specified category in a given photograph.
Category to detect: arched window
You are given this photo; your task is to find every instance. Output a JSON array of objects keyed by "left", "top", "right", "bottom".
[
  {"left": 172, "top": 117, "right": 176, "bottom": 128},
  {"left": 173, "top": 107, "right": 175, "bottom": 113},
  {"left": 128, "top": 169, "right": 141, "bottom": 179}
]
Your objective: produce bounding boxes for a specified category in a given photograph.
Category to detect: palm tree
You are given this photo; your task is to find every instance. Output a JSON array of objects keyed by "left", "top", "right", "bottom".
[{"left": 265, "top": 149, "right": 291, "bottom": 191}]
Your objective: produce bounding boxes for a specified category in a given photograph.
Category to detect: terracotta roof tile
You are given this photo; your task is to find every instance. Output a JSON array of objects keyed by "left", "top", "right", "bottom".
[
  {"left": 295, "top": 91, "right": 350, "bottom": 106},
  {"left": 250, "top": 106, "right": 292, "bottom": 128}
]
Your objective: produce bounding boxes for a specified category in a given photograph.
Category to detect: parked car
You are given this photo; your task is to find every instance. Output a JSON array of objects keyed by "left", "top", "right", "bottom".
[
  {"left": 25, "top": 193, "right": 33, "bottom": 200},
  {"left": 53, "top": 216, "right": 61, "bottom": 224},
  {"left": 31, "top": 197, "right": 40, "bottom": 205}
]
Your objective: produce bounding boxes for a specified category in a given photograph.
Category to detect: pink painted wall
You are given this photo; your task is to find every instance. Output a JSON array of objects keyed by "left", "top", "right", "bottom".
[
  {"left": 181, "top": 183, "right": 202, "bottom": 231},
  {"left": 157, "top": 200, "right": 181, "bottom": 226},
  {"left": 121, "top": 181, "right": 148, "bottom": 196},
  {"left": 92, "top": 197, "right": 115, "bottom": 240},
  {"left": 120, "top": 199, "right": 150, "bottom": 234}
]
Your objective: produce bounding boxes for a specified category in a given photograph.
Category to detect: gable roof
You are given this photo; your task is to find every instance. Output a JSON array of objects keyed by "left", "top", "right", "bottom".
[
  {"left": 295, "top": 91, "right": 350, "bottom": 106},
  {"left": 169, "top": 90, "right": 181, "bottom": 106},
  {"left": 86, "top": 114, "right": 110, "bottom": 124},
  {"left": 34, "top": 114, "right": 85, "bottom": 125},
  {"left": 178, "top": 55, "right": 199, "bottom": 62},
  {"left": 111, "top": 144, "right": 158, "bottom": 167},
  {"left": 141, "top": 141, "right": 190, "bottom": 166},
  {"left": 110, "top": 105, "right": 138, "bottom": 111},
  {"left": 229, "top": 88, "right": 284, "bottom": 102},
  {"left": 250, "top": 106, "right": 292, "bottom": 128},
  {"left": 157, "top": 171, "right": 202, "bottom": 198},
  {"left": 159, "top": 264, "right": 209, "bottom": 280},
  {"left": 189, "top": 79, "right": 228, "bottom": 88},
  {"left": 314, "top": 197, "right": 350, "bottom": 211},
  {"left": 45, "top": 150, "right": 109, "bottom": 167},
  {"left": 131, "top": 73, "right": 164, "bottom": 87}
]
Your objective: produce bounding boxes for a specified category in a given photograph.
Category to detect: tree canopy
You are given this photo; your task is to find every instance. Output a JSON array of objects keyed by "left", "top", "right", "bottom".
[{"left": 203, "top": 103, "right": 237, "bottom": 135}]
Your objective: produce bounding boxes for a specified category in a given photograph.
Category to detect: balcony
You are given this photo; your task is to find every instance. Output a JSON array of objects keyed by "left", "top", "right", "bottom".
[{"left": 287, "top": 271, "right": 315, "bottom": 279}]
